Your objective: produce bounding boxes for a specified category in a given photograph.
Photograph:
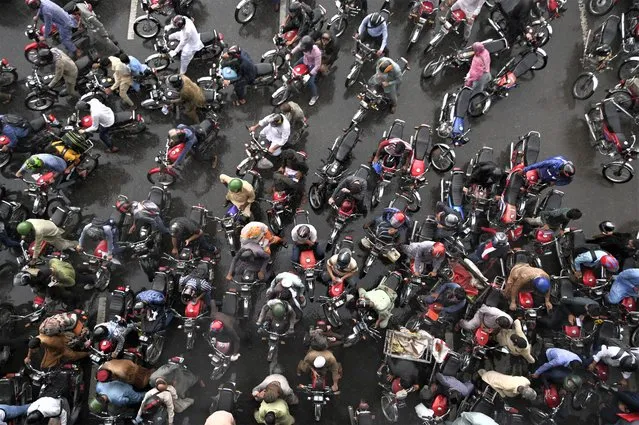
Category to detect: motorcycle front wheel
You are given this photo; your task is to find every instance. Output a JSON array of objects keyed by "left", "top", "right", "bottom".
[
  {"left": 429, "top": 143, "right": 456, "bottom": 172},
  {"left": 236, "top": 158, "right": 255, "bottom": 176},
  {"left": 380, "top": 394, "right": 399, "bottom": 422},
  {"left": 0, "top": 70, "right": 18, "bottom": 88},
  {"left": 308, "top": 183, "right": 325, "bottom": 211},
  {"left": 618, "top": 59, "right": 639, "bottom": 81},
  {"left": 602, "top": 161, "right": 634, "bottom": 183},
  {"left": 147, "top": 170, "right": 177, "bottom": 186},
  {"left": 235, "top": 0, "right": 257, "bottom": 24},
  {"left": 330, "top": 16, "right": 348, "bottom": 37},
  {"left": 145, "top": 54, "right": 171, "bottom": 71},
  {"left": 267, "top": 212, "right": 283, "bottom": 235},
  {"left": 25, "top": 92, "right": 55, "bottom": 111},
  {"left": 345, "top": 64, "right": 361, "bottom": 88},
  {"left": 529, "top": 21, "right": 551, "bottom": 47},
  {"left": 587, "top": 0, "right": 613, "bottom": 15},
  {"left": 271, "top": 85, "right": 290, "bottom": 106},
  {"left": 323, "top": 303, "right": 343, "bottom": 328},
  {"left": 133, "top": 16, "right": 161, "bottom": 39},
  {"left": 572, "top": 73, "right": 597, "bottom": 100},
  {"left": 422, "top": 59, "right": 442, "bottom": 79}
]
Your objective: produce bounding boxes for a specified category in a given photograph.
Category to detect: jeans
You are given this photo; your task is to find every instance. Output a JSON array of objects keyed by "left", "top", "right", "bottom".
[
  {"left": 0, "top": 230, "right": 20, "bottom": 248},
  {"left": 0, "top": 404, "right": 30, "bottom": 419},
  {"left": 291, "top": 242, "right": 325, "bottom": 263},
  {"left": 58, "top": 24, "right": 78, "bottom": 55},
  {"left": 607, "top": 278, "right": 639, "bottom": 304},
  {"left": 295, "top": 57, "right": 318, "bottom": 97},
  {"left": 539, "top": 366, "right": 571, "bottom": 386},
  {"left": 234, "top": 77, "right": 253, "bottom": 100},
  {"left": 98, "top": 125, "right": 113, "bottom": 148}
]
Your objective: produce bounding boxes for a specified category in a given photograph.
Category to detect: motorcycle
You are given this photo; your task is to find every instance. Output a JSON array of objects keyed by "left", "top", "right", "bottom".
[
  {"left": 258, "top": 316, "right": 292, "bottom": 363},
  {"left": 235, "top": 128, "right": 273, "bottom": 176},
  {"left": 23, "top": 24, "right": 88, "bottom": 65},
  {"left": 206, "top": 324, "right": 233, "bottom": 381},
  {"left": 26, "top": 362, "right": 84, "bottom": 424},
  {"left": 263, "top": 187, "right": 294, "bottom": 236},
  {"left": 422, "top": 9, "right": 468, "bottom": 56},
  {"left": 468, "top": 48, "right": 548, "bottom": 116},
  {"left": 88, "top": 340, "right": 144, "bottom": 366},
  {"left": 147, "top": 115, "right": 220, "bottom": 185},
  {"left": 406, "top": 0, "right": 439, "bottom": 51},
  {"left": 343, "top": 302, "right": 382, "bottom": 348},
  {"left": 21, "top": 176, "right": 82, "bottom": 232},
  {"left": 0, "top": 114, "right": 61, "bottom": 169},
  {"left": 328, "top": 0, "right": 365, "bottom": 37},
  {"left": 209, "top": 373, "right": 240, "bottom": 414},
  {"left": 0, "top": 57, "right": 18, "bottom": 88},
  {"left": 270, "top": 59, "right": 312, "bottom": 106},
  {"left": 573, "top": 15, "right": 622, "bottom": 99},
  {"left": 437, "top": 86, "right": 473, "bottom": 145},
  {"left": 144, "top": 25, "right": 226, "bottom": 71},
  {"left": 584, "top": 98, "right": 639, "bottom": 183},
  {"left": 292, "top": 210, "right": 324, "bottom": 301},
  {"left": 173, "top": 286, "right": 209, "bottom": 351},
  {"left": 229, "top": 270, "right": 263, "bottom": 319},
  {"left": 440, "top": 167, "right": 466, "bottom": 221},
  {"left": 487, "top": 169, "right": 527, "bottom": 228},
  {"left": 488, "top": 8, "right": 552, "bottom": 47},
  {"left": 348, "top": 57, "right": 410, "bottom": 128},
  {"left": 345, "top": 37, "right": 380, "bottom": 88},
  {"left": 67, "top": 107, "right": 146, "bottom": 139},
  {"left": 133, "top": 0, "right": 194, "bottom": 39},
  {"left": 326, "top": 165, "right": 369, "bottom": 248},
  {"left": 318, "top": 236, "right": 353, "bottom": 327},
  {"left": 0, "top": 189, "right": 29, "bottom": 239},
  {"left": 621, "top": 9, "right": 639, "bottom": 54},
  {"left": 261, "top": 30, "right": 298, "bottom": 71},
  {"left": 298, "top": 372, "right": 336, "bottom": 421},
  {"left": 371, "top": 119, "right": 408, "bottom": 207},
  {"left": 308, "top": 126, "right": 360, "bottom": 211},
  {"left": 106, "top": 284, "right": 136, "bottom": 322},
  {"left": 24, "top": 67, "right": 59, "bottom": 112},
  {"left": 79, "top": 244, "right": 113, "bottom": 291},
  {"left": 422, "top": 37, "right": 508, "bottom": 80},
  {"left": 459, "top": 327, "right": 508, "bottom": 372},
  {"left": 348, "top": 400, "right": 375, "bottom": 425}
]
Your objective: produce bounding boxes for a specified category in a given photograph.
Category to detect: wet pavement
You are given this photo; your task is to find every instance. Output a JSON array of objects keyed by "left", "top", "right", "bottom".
[{"left": 0, "top": 0, "right": 638, "bottom": 423}]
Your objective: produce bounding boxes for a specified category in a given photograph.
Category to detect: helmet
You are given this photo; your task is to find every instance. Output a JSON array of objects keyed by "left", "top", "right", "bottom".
[
  {"left": 167, "top": 74, "right": 183, "bottom": 90},
  {"left": 115, "top": 195, "right": 132, "bottom": 213},
  {"left": 269, "top": 113, "right": 284, "bottom": 127},
  {"left": 288, "top": 1, "right": 302, "bottom": 14},
  {"left": 96, "top": 369, "right": 112, "bottom": 383},
  {"left": 271, "top": 301, "right": 286, "bottom": 319},
  {"left": 492, "top": 232, "right": 508, "bottom": 247},
  {"left": 93, "top": 325, "right": 108, "bottom": 341},
  {"left": 88, "top": 397, "right": 105, "bottom": 414},
  {"left": 562, "top": 374, "right": 583, "bottom": 392},
  {"left": 432, "top": 242, "right": 445, "bottom": 258},
  {"left": 26, "top": 411, "right": 44, "bottom": 424},
  {"left": 37, "top": 48, "right": 52, "bottom": 65},
  {"left": 228, "top": 178, "right": 243, "bottom": 193},
  {"left": 85, "top": 224, "right": 105, "bottom": 240},
  {"left": 443, "top": 213, "right": 459, "bottom": 228},
  {"left": 600, "top": 254, "right": 619, "bottom": 272},
  {"left": 209, "top": 319, "right": 224, "bottom": 334},
  {"left": 599, "top": 221, "right": 615, "bottom": 233},
  {"left": 13, "top": 272, "right": 30, "bottom": 287},
  {"left": 170, "top": 221, "right": 184, "bottom": 237},
  {"left": 226, "top": 45, "right": 241, "bottom": 58},
  {"left": 532, "top": 276, "right": 550, "bottom": 294},
  {"left": 25, "top": 0, "right": 40, "bottom": 9},
  {"left": 368, "top": 12, "right": 385, "bottom": 27},
  {"left": 595, "top": 44, "right": 612, "bottom": 57},
  {"left": 133, "top": 301, "right": 147, "bottom": 316},
  {"left": 172, "top": 15, "right": 186, "bottom": 29},
  {"left": 621, "top": 355, "right": 639, "bottom": 372},
  {"left": 168, "top": 128, "right": 186, "bottom": 143},
  {"left": 378, "top": 59, "right": 393, "bottom": 74},
  {"left": 336, "top": 248, "right": 352, "bottom": 271},
  {"left": 25, "top": 156, "right": 44, "bottom": 171},
  {"left": 390, "top": 212, "right": 406, "bottom": 228},
  {"left": 300, "top": 35, "right": 314, "bottom": 52},
  {"left": 560, "top": 161, "right": 575, "bottom": 177},
  {"left": 296, "top": 225, "right": 310, "bottom": 239},
  {"left": 313, "top": 355, "right": 326, "bottom": 368},
  {"left": 16, "top": 221, "right": 33, "bottom": 236},
  {"left": 75, "top": 100, "right": 90, "bottom": 111}
]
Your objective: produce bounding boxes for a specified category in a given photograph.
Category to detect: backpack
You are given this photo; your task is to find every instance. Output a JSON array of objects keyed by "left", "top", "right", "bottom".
[
  {"left": 1, "top": 114, "right": 29, "bottom": 130},
  {"left": 39, "top": 312, "right": 81, "bottom": 336},
  {"left": 61, "top": 131, "right": 92, "bottom": 154},
  {"left": 47, "top": 140, "right": 82, "bottom": 164},
  {"left": 136, "top": 289, "right": 166, "bottom": 306}
]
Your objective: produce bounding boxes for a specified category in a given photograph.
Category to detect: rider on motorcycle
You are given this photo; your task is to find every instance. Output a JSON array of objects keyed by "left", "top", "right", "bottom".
[
  {"left": 226, "top": 243, "right": 270, "bottom": 281},
  {"left": 524, "top": 207, "right": 582, "bottom": 233},
  {"left": 221, "top": 45, "right": 257, "bottom": 106},
  {"left": 26, "top": 397, "right": 70, "bottom": 425},
  {"left": 25, "top": 312, "right": 90, "bottom": 369},
  {"left": 168, "top": 15, "right": 203, "bottom": 75},
  {"left": 361, "top": 208, "right": 411, "bottom": 262},
  {"left": 169, "top": 216, "right": 217, "bottom": 257},
  {"left": 15, "top": 153, "right": 67, "bottom": 179},
  {"left": 497, "top": 0, "right": 534, "bottom": 43},
  {"left": 355, "top": 284, "right": 397, "bottom": 329},
  {"left": 256, "top": 299, "right": 296, "bottom": 334},
  {"left": 16, "top": 219, "right": 78, "bottom": 264},
  {"left": 328, "top": 173, "right": 368, "bottom": 214},
  {"left": 248, "top": 113, "right": 291, "bottom": 168},
  {"left": 0, "top": 114, "right": 32, "bottom": 152},
  {"left": 134, "top": 378, "right": 178, "bottom": 425},
  {"left": 371, "top": 137, "right": 413, "bottom": 172},
  {"left": 356, "top": 12, "right": 388, "bottom": 57},
  {"left": 531, "top": 347, "right": 583, "bottom": 383},
  {"left": 495, "top": 319, "right": 536, "bottom": 363},
  {"left": 281, "top": 1, "right": 315, "bottom": 46},
  {"left": 208, "top": 313, "right": 242, "bottom": 362},
  {"left": 26, "top": 0, "right": 79, "bottom": 57},
  {"left": 134, "top": 289, "right": 173, "bottom": 332},
  {"left": 368, "top": 57, "right": 403, "bottom": 114},
  {"left": 459, "top": 305, "right": 513, "bottom": 332},
  {"left": 321, "top": 247, "right": 358, "bottom": 287},
  {"left": 77, "top": 218, "right": 120, "bottom": 263},
  {"left": 166, "top": 74, "right": 206, "bottom": 123},
  {"left": 401, "top": 241, "right": 446, "bottom": 276},
  {"left": 464, "top": 42, "right": 491, "bottom": 89},
  {"left": 90, "top": 381, "right": 145, "bottom": 416},
  {"left": 220, "top": 174, "right": 256, "bottom": 221},
  {"left": 503, "top": 263, "right": 552, "bottom": 311},
  {"left": 588, "top": 221, "right": 637, "bottom": 268},
  {"left": 167, "top": 125, "right": 200, "bottom": 169},
  {"left": 179, "top": 264, "right": 214, "bottom": 312},
  {"left": 273, "top": 149, "right": 308, "bottom": 205},
  {"left": 573, "top": 249, "right": 619, "bottom": 279},
  {"left": 93, "top": 317, "right": 139, "bottom": 359},
  {"left": 289, "top": 36, "right": 322, "bottom": 106},
  {"left": 297, "top": 337, "right": 342, "bottom": 392},
  {"left": 14, "top": 258, "right": 89, "bottom": 305},
  {"left": 119, "top": 197, "right": 171, "bottom": 235},
  {"left": 467, "top": 231, "right": 510, "bottom": 266},
  {"left": 240, "top": 221, "right": 284, "bottom": 254},
  {"left": 267, "top": 272, "right": 307, "bottom": 310},
  {"left": 291, "top": 222, "right": 324, "bottom": 263},
  {"left": 523, "top": 156, "right": 575, "bottom": 186},
  {"left": 96, "top": 56, "right": 134, "bottom": 108},
  {"left": 607, "top": 268, "right": 639, "bottom": 304},
  {"left": 252, "top": 365, "right": 299, "bottom": 405},
  {"left": 316, "top": 31, "right": 339, "bottom": 76}
]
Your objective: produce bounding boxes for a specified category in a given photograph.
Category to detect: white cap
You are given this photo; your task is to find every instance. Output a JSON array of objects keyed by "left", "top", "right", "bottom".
[{"left": 313, "top": 355, "right": 326, "bottom": 368}]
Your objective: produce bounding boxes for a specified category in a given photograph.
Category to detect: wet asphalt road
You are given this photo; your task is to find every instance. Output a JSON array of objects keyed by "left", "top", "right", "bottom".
[{"left": 0, "top": 0, "right": 638, "bottom": 423}]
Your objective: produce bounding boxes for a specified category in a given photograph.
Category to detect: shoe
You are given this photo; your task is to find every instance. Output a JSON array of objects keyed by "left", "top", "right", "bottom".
[
  {"left": 107, "top": 147, "right": 120, "bottom": 153},
  {"left": 309, "top": 95, "right": 319, "bottom": 106}
]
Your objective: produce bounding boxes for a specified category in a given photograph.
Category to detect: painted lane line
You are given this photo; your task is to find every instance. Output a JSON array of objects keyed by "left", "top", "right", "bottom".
[
  {"left": 577, "top": 0, "right": 589, "bottom": 46},
  {"left": 128, "top": 0, "right": 138, "bottom": 40}
]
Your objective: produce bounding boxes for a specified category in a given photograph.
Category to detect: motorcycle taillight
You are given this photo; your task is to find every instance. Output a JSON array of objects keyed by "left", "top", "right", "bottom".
[{"left": 1, "top": 58, "right": 7, "bottom": 66}]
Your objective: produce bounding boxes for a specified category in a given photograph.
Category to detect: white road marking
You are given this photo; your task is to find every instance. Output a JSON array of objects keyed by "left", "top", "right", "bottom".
[
  {"left": 128, "top": 0, "right": 139, "bottom": 40},
  {"left": 578, "top": 0, "right": 589, "bottom": 46}
]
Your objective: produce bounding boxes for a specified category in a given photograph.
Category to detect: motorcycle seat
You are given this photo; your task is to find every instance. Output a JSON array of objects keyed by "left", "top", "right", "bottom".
[
  {"left": 189, "top": 206, "right": 205, "bottom": 225},
  {"left": 29, "top": 116, "right": 46, "bottom": 133},
  {"left": 543, "top": 190, "right": 564, "bottom": 211},
  {"left": 255, "top": 63, "right": 273, "bottom": 76},
  {"left": 440, "top": 351, "right": 462, "bottom": 375},
  {"left": 512, "top": 50, "right": 539, "bottom": 78},
  {"left": 147, "top": 186, "right": 164, "bottom": 209},
  {"left": 221, "top": 292, "right": 238, "bottom": 316},
  {"left": 114, "top": 111, "right": 135, "bottom": 125},
  {"left": 450, "top": 171, "right": 465, "bottom": 205},
  {"left": 199, "top": 31, "right": 216, "bottom": 45},
  {"left": 483, "top": 37, "right": 509, "bottom": 54},
  {"left": 216, "top": 389, "right": 236, "bottom": 412},
  {"left": 419, "top": 216, "right": 437, "bottom": 240},
  {"left": 600, "top": 15, "right": 620, "bottom": 46},
  {"left": 454, "top": 87, "right": 472, "bottom": 118},
  {"left": 387, "top": 120, "right": 405, "bottom": 140},
  {"left": 335, "top": 130, "right": 358, "bottom": 162},
  {"left": 107, "top": 291, "right": 127, "bottom": 321},
  {"left": 603, "top": 101, "right": 626, "bottom": 135},
  {"left": 193, "top": 119, "right": 214, "bottom": 142},
  {"left": 477, "top": 147, "right": 493, "bottom": 164},
  {"left": 413, "top": 127, "right": 432, "bottom": 157},
  {"left": 523, "top": 131, "right": 541, "bottom": 165},
  {"left": 503, "top": 171, "right": 525, "bottom": 203}
]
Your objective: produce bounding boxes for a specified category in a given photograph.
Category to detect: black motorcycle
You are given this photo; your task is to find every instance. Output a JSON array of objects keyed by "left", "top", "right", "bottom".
[
  {"left": 0, "top": 114, "right": 61, "bottom": 169},
  {"left": 144, "top": 26, "right": 226, "bottom": 71}
]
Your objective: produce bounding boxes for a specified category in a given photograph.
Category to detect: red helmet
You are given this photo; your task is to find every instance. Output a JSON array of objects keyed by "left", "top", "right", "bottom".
[
  {"left": 25, "top": 0, "right": 40, "bottom": 8},
  {"left": 600, "top": 255, "right": 619, "bottom": 272},
  {"left": 431, "top": 242, "right": 445, "bottom": 257},
  {"left": 209, "top": 320, "right": 224, "bottom": 333},
  {"left": 390, "top": 212, "right": 406, "bottom": 228}
]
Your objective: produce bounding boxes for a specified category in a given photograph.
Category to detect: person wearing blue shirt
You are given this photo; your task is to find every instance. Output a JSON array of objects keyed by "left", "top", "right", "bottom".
[
  {"left": 532, "top": 347, "right": 582, "bottom": 385},
  {"left": 94, "top": 380, "right": 146, "bottom": 408},
  {"left": 607, "top": 268, "right": 639, "bottom": 304},
  {"left": 420, "top": 282, "right": 467, "bottom": 317},
  {"left": 573, "top": 249, "right": 619, "bottom": 280},
  {"left": 15, "top": 153, "right": 67, "bottom": 178},
  {"left": 523, "top": 155, "right": 575, "bottom": 186},
  {"left": 167, "top": 125, "right": 197, "bottom": 169},
  {"left": 27, "top": 0, "right": 79, "bottom": 57},
  {"left": 0, "top": 403, "right": 31, "bottom": 424},
  {"left": 120, "top": 54, "right": 150, "bottom": 93},
  {"left": 0, "top": 115, "right": 31, "bottom": 151},
  {"left": 357, "top": 12, "right": 389, "bottom": 57}
]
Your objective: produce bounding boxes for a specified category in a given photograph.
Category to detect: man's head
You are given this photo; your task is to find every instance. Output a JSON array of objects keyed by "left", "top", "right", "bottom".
[
  {"left": 96, "top": 369, "right": 112, "bottom": 383},
  {"left": 518, "top": 386, "right": 537, "bottom": 401},
  {"left": 25, "top": 0, "right": 41, "bottom": 10},
  {"left": 568, "top": 360, "right": 583, "bottom": 372},
  {"left": 99, "top": 57, "right": 111, "bottom": 69},
  {"left": 118, "top": 53, "right": 130, "bottom": 64},
  {"left": 300, "top": 35, "right": 314, "bottom": 53},
  {"left": 171, "top": 15, "right": 186, "bottom": 29},
  {"left": 599, "top": 221, "right": 615, "bottom": 234},
  {"left": 377, "top": 58, "right": 393, "bottom": 74},
  {"left": 310, "top": 333, "right": 328, "bottom": 351},
  {"left": 495, "top": 316, "right": 512, "bottom": 329},
  {"left": 155, "top": 377, "right": 168, "bottom": 391},
  {"left": 25, "top": 411, "right": 44, "bottom": 425},
  {"left": 37, "top": 49, "right": 53, "bottom": 65},
  {"left": 168, "top": 128, "right": 186, "bottom": 144},
  {"left": 347, "top": 178, "right": 363, "bottom": 194},
  {"left": 17, "top": 221, "right": 34, "bottom": 237},
  {"left": 566, "top": 209, "right": 582, "bottom": 220},
  {"left": 224, "top": 45, "right": 241, "bottom": 60},
  {"left": 269, "top": 114, "right": 284, "bottom": 127},
  {"left": 263, "top": 382, "right": 281, "bottom": 403},
  {"left": 472, "top": 42, "right": 486, "bottom": 54},
  {"left": 510, "top": 334, "right": 528, "bottom": 349},
  {"left": 319, "top": 32, "right": 332, "bottom": 45},
  {"left": 451, "top": 287, "right": 466, "bottom": 302}
]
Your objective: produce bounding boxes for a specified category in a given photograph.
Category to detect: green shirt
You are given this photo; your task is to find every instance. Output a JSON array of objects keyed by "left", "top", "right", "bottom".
[{"left": 49, "top": 258, "right": 75, "bottom": 287}]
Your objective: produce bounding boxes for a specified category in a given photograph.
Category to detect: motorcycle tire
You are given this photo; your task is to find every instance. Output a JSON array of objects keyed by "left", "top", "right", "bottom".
[
  {"left": 24, "top": 92, "right": 56, "bottom": 111},
  {"left": 133, "top": 16, "right": 161, "bottom": 39},
  {"left": 468, "top": 92, "right": 490, "bottom": 117},
  {"left": 572, "top": 73, "right": 597, "bottom": 100},
  {"left": 345, "top": 65, "right": 361, "bottom": 88},
  {"left": 267, "top": 212, "right": 283, "bottom": 235},
  {"left": 0, "top": 151, "right": 12, "bottom": 169},
  {"left": 602, "top": 161, "right": 634, "bottom": 183},
  {"left": 619, "top": 59, "right": 639, "bottom": 81},
  {"left": 271, "top": 85, "right": 290, "bottom": 106},
  {"left": 145, "top": 334, "right": 164, "bottom": 365},
  {"left": 330, "top": 16, "right": 348, "bottom": 37},
  {"left": 314, "top": 403, "right": 322, "bottom": 421},
  {"left": 572, "top": 387, "right": 596, "bottom": 410},
  {"left": 631, "top": 326, "right": 639, "bottom": 347},
  {"left": 606, "top": 89, "right": 633, "bottom": 111},
  {"left": 0, "top": 70, "right": 18, "bottom": 88},
  {"left": 422, "top": 59, "right": 442, "bottom": 79},
  {"left": 587, "top": 0, "right": 614, "bottom": 15},
  {"left": 24, "top": 48, "right": 40, "bottom": 65},
  {"left": 261, "top": 53, "right": 285, "bottom": 71},
  {"left": 235, "top": 0, "right": 257, "bottom": 24},
  {"left": 147, "top": 170, "right": 176, "bottom": 186},
  {"left": 529, "top": 21, "right": 551, "bottom": 47},
  {"left": 380, "top": 394, "right": 400, "bottom": 422},
  {"left": 429, "top": 144, "right": 456, "bottom": 172},
  {"left": 145, "top": 54, "right": 171, "bottom": 71},
  {"left": 531, "top": 49, "right": 548, "bottom": 71},
  {"left": 308, "top": 183, "right": 325, "bottom": 211}
]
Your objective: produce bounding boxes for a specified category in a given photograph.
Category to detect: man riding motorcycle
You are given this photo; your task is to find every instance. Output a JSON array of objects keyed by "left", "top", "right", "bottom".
[
  {"left": 286, "top": 35, "right": 322, "bottom": 106},
  {"left": 26, "top": 0, "right": 79, "bottom": 57},
  {"left": 441, "top": 0, "right": 487, "bottom": 41},
  {"left": 179, "top": 264, "right": 214, "bottom": 313},
  {"left": 221, "top": 45, "right": 257, "bottom": 106},
  {"left": 523, "top": 156, "right": 576, "bottom": 187},
  {"left": 167, "top": 125, "right": 202, "bottom": 169},
  {"left": 166, "top": 74, "right": 206, "bottom": 123},
  {"left": 401, "top": 241, "right": 446, "bottom": 276},
  {"left": 248, "top": 113, "right": 291, "bottom": 168},
  {"left": 371, "top": 136, "right": 413, "bottom": 172},
  {"left": 418, "top": 281, "right": 467, "bottom": 322},
  {"left": 573, "top": 249, "right": 619, "bottom": 279},
  {"left": 168, "top": 15, "right": 203, "bottom": 75},
  {"left": 169, "top": 216, "right": 217, "bottom": 257},
  {"left": 208, "top": 313, "right": 242, "bottom": 362},
  {"left": 356, "top": 12, "right": 388, "bottom": 57},
  {"left": 256, "top": 299, "right": 296, "bottom": 334},
  {"left": 297, "top": 337, "right": 341, "bottom": 392},
  {"left": 15, "top": 154, "right": 67, "bottom": 179},
  {"left": 240, "top": 221, "right": 284, "bottom": 254},
  {"left": 90, "top": 381, "right": 145, "bottom": 417},
  {"left": 77, "top": 218, "right": 121, "bottom": 266},
  {"left": 119, "top": 197, "right": 171, "bottom": 236},
  {"left": 291, "top": 222, "right": 324, "bottom": 264},
  {"left": 607, "top": 268, "right": 639, "bottom": 304},
  {"left": 588, "top": 221, "right": 637, "bottom": 269},
  {"left": 503, "top": 263, "right": 552, "bottom": 311},
  {"left": 361, "top": 208, "right": 411, "bottom": 263},
  {"left": 0, "top": 114, "right": 33, "bottom": 152},
  {"left": 220, "top": 174, "right": 256, "bottom": 221},
  {"left": 16, "top": 219, "right": 78, "bottom": 263},
  {"left": 328, "top": 173, "right": 368, "bottom": 215},
  {"left": 355, "top": 283, "right": 397, "bottom": 329},
  {"left": 226, "top": 242, "right": 270, "bottom": 281},
  {"left": 273, "top": 149, "right": 308, "bottom": 205},
  {"left": 93, "top": 317, "right": 139, "bottom": 360},
  {"left": 321, "top": 247, "right": 358, "bottom": 287},
  {"left": 368, "top": 57, "right": 403, "bottom": 114},
  {"left": 281, "top": 1, "right": 315, "bottom": 46}
]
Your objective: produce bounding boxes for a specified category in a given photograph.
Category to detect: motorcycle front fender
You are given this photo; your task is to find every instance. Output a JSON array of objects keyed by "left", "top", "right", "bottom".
[
  {"left": 328, "top": 14, "right": 340, "bottom": 27},
  {"left": 624, "top": 56, "right": 639, "bottom": 65},
  {"left": 24, "top": 41, "right": 43, "bottom": 52},
  {"left": 531, "top": 19, "right": 553, "bottom": 36},
  {"left": 148, "top": 166, "right": 177, "bottom": 176},
  {"left": 412, "top": 190, "right": 422, "bottom": 205},
  {"left": 262, "top": 49, "right": 278, "bottom": 61},
  {"left": 536, "top": 47, "right": 548, "bottom": 59},
  {"left": 236, "top": 0, "right": 253, "bottom": 10}
]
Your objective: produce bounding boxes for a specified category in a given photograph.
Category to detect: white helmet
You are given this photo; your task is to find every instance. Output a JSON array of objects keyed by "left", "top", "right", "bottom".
[{"left": 313, "top": 355, "right": 327, "bottom": 368}]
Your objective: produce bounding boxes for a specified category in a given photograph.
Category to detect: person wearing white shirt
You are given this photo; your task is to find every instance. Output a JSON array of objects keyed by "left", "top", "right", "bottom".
[
  {"left": 168, "top": 15, "right": 204, "bottom": 75},
  {"left": 26, "top": 397, "right": 68, "bottom": 425},
  {"left": 248, "top": 113, "right": 291, "bottom": 168},
  {"left": 589, "top": 343, "right": 639, "bottom": 387},
  {"left": 76, "top": 99, "right": 119, "bottom": 153},
  {"left": 443, "top": 0, "right": 487, "bottom": 40}
]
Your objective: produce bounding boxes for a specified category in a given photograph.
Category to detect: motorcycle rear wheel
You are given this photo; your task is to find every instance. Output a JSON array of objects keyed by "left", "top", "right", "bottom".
[
  {"left": 468, "top": 92, "right": 490, "bottom": 117},
  {"left": 422, "top": 59, "right": 441, "bottom": 79},
  {"left": 587, "top": 0, "right": 613, "bottom": 15},
  {"left": 429, "top": 144, "right": 455, "bottom": 172},
  {"left": 147, "top": 170, "right": 177, "bottom": 186},
  {"left": 25, "top": 92, "right": 55, "bottom": 111},
  {"left": 606, "top": 89, "right": 633, "bottom": 111},
  {"left": 267, "top": 212, "right": 283, "bottom": 235},
  {"left": 133, "top": 17, "right": 161, "bottom": 39},
  {"left": 380, "top": 394, "right": 399, "bottom": 422},
  {"left": 0, "top": 70, "right": 18, "bottom": 88},
  {"left": 572, "top": 73, "right": 596, "bottom": 100},
  {"left": 602, "top": 161, "right": 634, "bottom": 183},
  {"left": 235, "top": 0, "right": 257, "bottom": 24},
  {"left": 618, "top": 59, "right": 639, "bottom": 81},
  {"left": 146, "top": 55, "right": 171, "bottom": 71}
]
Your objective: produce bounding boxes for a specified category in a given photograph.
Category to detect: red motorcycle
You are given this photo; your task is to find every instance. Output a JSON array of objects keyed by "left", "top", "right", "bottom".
[
  {"left": 318, "top": 237, "right": 353, "bottom": 328},
  {"left": 291, "top": 210, "right": 324, "bottom": 301},
  {"left": 326, "top": 165, "right": 369, "bottom": 248},
  {"left": 271, "top": 59, "right": 311, "bottom": 106},
  {"left": 263, "top": 190, "right": 293, "bottom": 236},
  {"left": 407, "top": 0, "right": 438, "bottom": 51},
  {"left": 371, "top": 119, "right": 409, "bottom": 207},
  {"left": 173, "top": 285, "right": 208, "bottom": 351},
  {"left": 459, "top": 327, "right": 507, "bottom": 372},
  {"left": 423, "top": 9, "right": 468, "bottom": 56}
]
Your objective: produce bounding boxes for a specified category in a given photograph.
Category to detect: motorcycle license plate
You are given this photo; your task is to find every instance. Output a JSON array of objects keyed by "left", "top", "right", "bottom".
[
  {"left": 314, "top": 395, "right": 324, "bottom": 402},
  {"left": 139, "top": 335, "right": 149, "bottom": 342},
  {"left": 334, "top": 299, "right": 344, "bottom": 307}
]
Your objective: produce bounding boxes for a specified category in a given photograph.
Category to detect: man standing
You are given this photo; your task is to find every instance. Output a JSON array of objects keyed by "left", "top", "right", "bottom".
[
  {"left": 40, "top": 48, "right": 79, "bottom": 98},
  {"left": 27, "top": 0, "right": 79, "bottom": 57},
  {"left": 16, "top": 220, "right": 77, "bottom": 263},
  {"left": 168, "top": 15, "right": 203, "bottom": 75},
  {"left": 76, "top": 99, "right": 119, "bottom": 153},
  {"left": 98, "top": 56, "right": 135, "bottom": 108}
]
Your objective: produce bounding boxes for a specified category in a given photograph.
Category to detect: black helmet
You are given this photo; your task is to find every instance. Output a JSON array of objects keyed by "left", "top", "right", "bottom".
[
  {"left": 26, "top": 411, "right": 44, "bottom": 424},
  {"left": 368, "top": 12, "right": 385, "bottom": 28},
  {"left": 621, "top": 355, "right": 639, "bottom": 372},
  {"left": 296, "top": 225, "right": 311, "bottom": 239},
  {"left": 75, "top": 100, "right": 90, "bottom": 111},
  {"left": 493, "top": 232, "right": 508, "bottom": 247},
  {"left": 133, "top": 301, "right": 147, "bottom": 316},
  {"left": 167, "top": 74, "right": 183, "bottom": 90},
  {"left": 13, "top": 272, "right": 30, "bottom": 287},
  {"left": 336, "top": 248, "right": 352, "bottom": 271},
  {"left": 37, "top": 48, "right": 53, "bottom": 65},
  {"left": 269, "top": 113, "right": 284, "bottom": 127},
  {"left": 226, "top": 45, "right": 241, "bottom": 58},
  {"left": 390, "top": 141, "right": 406, "bottom": 155},
  {"left": 85, "top": 224, "right": 105, "bottom": 240},
  {"left": 93, "top": 325, "right": 108, "bottom": 341},
  {"left": 288, "top": 1, "right": 302, "bottom": 14},
  {"left": 172, "top": 15, "right": 186, "bottom": 29},
  {"left": 170, "top": 220, "right": 184, "bottom": 237},
  {"left": 348, "top": 179, "right": 363, "bottom": 194},
  {"left": 378, "top": 58, "right": 393, "bottom": 74},
  {"left": 560, "top": 161, "right": 575, "bottom": 177},
  {"left": 599, "top": 221, "right": 615, "bottom": 233},
  {"left": 300, "top": 35, "right": 314, "bottom": 52}
]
